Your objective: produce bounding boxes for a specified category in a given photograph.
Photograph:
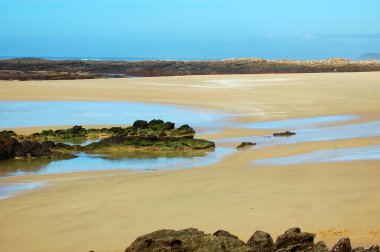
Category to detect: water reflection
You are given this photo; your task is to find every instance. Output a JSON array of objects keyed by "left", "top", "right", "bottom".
[
  {"left": 0, "top": 159, "right": 53, "bottom": 176},
  {"left": 0, "top": 147, "right": 234, "bottom": 176}
]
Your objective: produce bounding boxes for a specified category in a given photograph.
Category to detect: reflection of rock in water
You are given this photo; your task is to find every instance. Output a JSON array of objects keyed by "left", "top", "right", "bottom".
[
  {"left": 0, "top": 158, "right": 53, "bottom": 175},
  {"left": 94, "top": 150, "right": 210, "bottom": 161}
]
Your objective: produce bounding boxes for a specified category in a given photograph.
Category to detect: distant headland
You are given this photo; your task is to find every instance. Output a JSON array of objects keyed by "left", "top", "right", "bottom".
[{"left": 0, "top": 57, "right": 380, "bottom": 81}]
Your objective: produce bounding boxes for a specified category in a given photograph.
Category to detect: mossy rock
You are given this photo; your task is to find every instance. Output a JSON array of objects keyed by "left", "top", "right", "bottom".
[
  {"left": 0, "top": 130, "right": 17, "bottom": 137},
  {"left": 84, "top": 136, "right": 215, "bottom": 152}
]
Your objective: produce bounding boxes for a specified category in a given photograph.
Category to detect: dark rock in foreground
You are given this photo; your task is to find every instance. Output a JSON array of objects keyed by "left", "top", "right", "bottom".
[
  {"left": 274, "top": 227, "right": 320, "bottom": 252},
  {"left": 331, "top": 237, "right": 351, "bottom": 252},
  {"left": 237, "top": 142, "right": 256, "bottom": 149},
  {"left": 124, "top": 227, "right": 378, "bottom": 252},
  {"left": 273, "top": 131, "right": 296, "bottom": 137},
  {"left": 247, "top": 230, "right": 274, "bottom": 252},
  {"left": 125, "top": 228, "right": 253, "bottom": 252}
]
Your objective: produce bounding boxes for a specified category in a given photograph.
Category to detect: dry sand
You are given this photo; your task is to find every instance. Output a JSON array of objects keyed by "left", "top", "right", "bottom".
[{"left": 0, "top": 72, "right": 380, "bottom": 251}]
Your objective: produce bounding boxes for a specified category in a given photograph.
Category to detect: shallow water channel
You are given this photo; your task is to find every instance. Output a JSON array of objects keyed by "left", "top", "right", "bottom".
[{"left": 1, "top": 101, "right": 379, "bottom": 198}]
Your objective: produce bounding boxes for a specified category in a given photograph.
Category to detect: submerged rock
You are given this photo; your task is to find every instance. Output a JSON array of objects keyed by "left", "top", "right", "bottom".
[{"left": 273, "top": 131, "right": 296, "bottom": 137}]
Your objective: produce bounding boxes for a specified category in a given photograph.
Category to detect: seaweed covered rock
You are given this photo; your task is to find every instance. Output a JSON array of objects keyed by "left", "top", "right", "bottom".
[
  {"left": 133, "top": 120, "right": 148, "bottom": 129},
  {"left": 0, "top": 130, "right": 17, "bottom": 137},
  {"left": 124, "top": 228, "right": 253, "bottom": 252},
  {"left": 21, "top": 120, "right": 196, "bottom": 141},
  {"left": 83, "top": 135, "right": 215, "bottom": 152},
  {"left": 171, "top": 124, "right": 196, "bottom": 138},
  {"left": 40, "top": 125, "right": 87, "bottom": 139}
]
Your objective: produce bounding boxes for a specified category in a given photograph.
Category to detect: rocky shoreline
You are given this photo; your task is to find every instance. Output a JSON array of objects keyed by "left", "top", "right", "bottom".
[
  {"left": 121, "top": 227, "right": 379, "bottom": 252},
  {"left": 1, "top": 58, "right": 380, "bottom": 80}
]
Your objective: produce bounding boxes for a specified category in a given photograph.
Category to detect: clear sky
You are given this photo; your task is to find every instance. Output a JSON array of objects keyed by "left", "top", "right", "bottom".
[{"left": 0, "top": 0, "right": 379, "bottom": 60}]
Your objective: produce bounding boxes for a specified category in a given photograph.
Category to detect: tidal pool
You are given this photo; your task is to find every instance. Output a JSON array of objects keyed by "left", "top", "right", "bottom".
[
  {"left": 237, "top": 114, "right": 358, "bottom": 129},
  {"left": 0, "top": 101, "right": 227, "bottom": 129},
  {"left": 254, "top": 145, "right": 380, "bottom": 166},
  {"left": 0, "top": 147, "right": 234, "bottom": 176},
  {"left": 218, "top": 119, "right": 380, "bottom": 148}
]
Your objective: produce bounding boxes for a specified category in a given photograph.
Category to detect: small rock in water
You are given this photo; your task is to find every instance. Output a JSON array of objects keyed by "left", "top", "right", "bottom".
[
  {"left": 237, "top": 142, "right": 257, "bottom": 149},
  {"left": 273, "top": 131, "right": 296, "bottom": 137}
]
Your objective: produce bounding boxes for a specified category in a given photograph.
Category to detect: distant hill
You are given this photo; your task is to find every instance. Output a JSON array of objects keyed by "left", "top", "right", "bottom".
[{"left": 358, "top": 53, "right": 380, "bottom": 60}]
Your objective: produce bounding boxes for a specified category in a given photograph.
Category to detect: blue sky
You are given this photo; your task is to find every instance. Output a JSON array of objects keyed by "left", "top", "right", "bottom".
[{"left": 0, "top": 0, "right": 379, "bottom": 59}]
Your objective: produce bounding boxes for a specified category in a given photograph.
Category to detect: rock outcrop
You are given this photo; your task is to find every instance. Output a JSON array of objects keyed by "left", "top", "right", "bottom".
[
  {"left": 83, "top": 135, "right": 215, "bottom": 152},
  {"left": 15, "top": 120, "right": 197, "bottom": 142},
  {"left": 1, "top": 58, "right": 380, "bottom": 80},
  {"left": 124, "top": 227, "right": 378, "bottom": 252}
]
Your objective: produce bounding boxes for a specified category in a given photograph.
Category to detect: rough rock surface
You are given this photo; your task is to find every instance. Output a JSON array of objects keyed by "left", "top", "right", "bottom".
[
  {"left": 124, "top": 228, "right": 253, "bottom": 252},
  {"left": 330, "top": 237, "right": 351, "bottom": 252},
  {"left": 275, "top": 227, "right": 316, "bottom": 251},
  {"left": 247, "top": 230, "right": 274, "bottom": 252},
  {"left": 124, "top": 227, "right": 377, "bottom": 252},
  {"left": 0, "top": 135, "right": 19, "bottom": 160},
  {"left": 0, "top": 135, "right": 75, "bottom": 161}
]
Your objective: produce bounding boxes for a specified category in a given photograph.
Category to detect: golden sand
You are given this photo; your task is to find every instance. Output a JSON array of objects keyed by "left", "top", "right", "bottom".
[{"left": 0, "top": 72, "right": 380, "bottom": 252}]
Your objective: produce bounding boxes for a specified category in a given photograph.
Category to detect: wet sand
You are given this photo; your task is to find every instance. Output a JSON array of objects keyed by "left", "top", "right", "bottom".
[{"left": 0, "top": 72, "right": 380, "bottom": 251}]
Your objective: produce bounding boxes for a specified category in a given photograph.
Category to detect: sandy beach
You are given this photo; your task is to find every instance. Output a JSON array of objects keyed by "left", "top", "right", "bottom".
[{"left": 1, "top": 72, "right": 380, "bottom": 252}]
